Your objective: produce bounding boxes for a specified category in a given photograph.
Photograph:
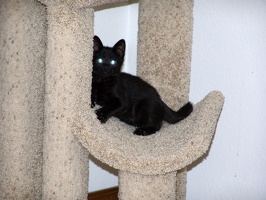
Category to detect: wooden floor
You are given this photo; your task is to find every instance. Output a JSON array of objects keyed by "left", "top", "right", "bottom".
[{"left": 88, "top": 187, "right": 119, "bottom": 200}]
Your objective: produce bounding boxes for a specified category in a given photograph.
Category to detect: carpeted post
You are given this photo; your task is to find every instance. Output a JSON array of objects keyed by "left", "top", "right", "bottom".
[
  {"left": 137, "top": 0, "right": 194, "bottom": 107},
  {"left": 119, "top": 171, "right": 177, "bottom": 200},
  {"left": 0, "top": 0, "right": 46, "bottom": 199},
  {"left": 41, "top": 4, "right": 91, "bottom": 199},
  {"left": 135, "top": 0, "right": 194, "bottom": 199},
  {"left": 176, "top": 168, "right": 187, "bottom": 200}
]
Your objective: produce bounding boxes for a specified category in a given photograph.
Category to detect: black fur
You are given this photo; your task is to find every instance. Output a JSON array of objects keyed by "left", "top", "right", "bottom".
[{"left": 91, "top": 36, "right": 193, "bottom": 136}]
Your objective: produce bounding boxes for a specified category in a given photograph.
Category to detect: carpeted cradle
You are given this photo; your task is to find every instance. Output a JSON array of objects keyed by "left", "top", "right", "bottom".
[{"left": 0, "top": 0, "right": 224, "bottom": 199}]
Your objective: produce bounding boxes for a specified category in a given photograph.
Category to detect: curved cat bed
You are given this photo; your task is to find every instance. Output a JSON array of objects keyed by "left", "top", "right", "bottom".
[{"left": 73, "top": 91, "right": 224, "bottom": 175}]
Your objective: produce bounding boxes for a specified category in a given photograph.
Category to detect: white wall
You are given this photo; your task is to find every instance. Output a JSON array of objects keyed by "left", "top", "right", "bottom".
[
  {"left": 90, "top": 1, "right": 266, "bottom": 199},
  {"left": 188, "top": 1, "right": 266, "bottom": 199}
]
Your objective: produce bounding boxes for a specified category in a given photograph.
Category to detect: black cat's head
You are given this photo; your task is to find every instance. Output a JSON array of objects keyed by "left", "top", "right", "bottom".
[{"left": 93, "top": 35, "right": 125, "bottom": 77}]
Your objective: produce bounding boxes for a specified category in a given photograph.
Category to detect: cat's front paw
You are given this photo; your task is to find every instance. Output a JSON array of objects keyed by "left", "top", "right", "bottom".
[{"left": 95, "top": 109, "right": 107, "bottom": 123}]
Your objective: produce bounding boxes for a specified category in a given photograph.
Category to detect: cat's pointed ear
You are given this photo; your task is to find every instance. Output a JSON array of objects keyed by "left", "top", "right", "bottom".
[
  {"left": 93, "top": 35, "right": 103, "bottom": 52},
  {"left": 113, "top": 39, "right": 126, "bottom": 59}
]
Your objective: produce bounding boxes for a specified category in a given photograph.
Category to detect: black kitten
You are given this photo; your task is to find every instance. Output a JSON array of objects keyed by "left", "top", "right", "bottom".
[{"left": 91, "top": 36, "right": 193, "bottom": 136}]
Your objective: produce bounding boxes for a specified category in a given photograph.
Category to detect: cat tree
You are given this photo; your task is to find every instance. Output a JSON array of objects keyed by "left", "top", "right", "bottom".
[{"left": 0, "top": 0, "right": 224, "bottom": 199}]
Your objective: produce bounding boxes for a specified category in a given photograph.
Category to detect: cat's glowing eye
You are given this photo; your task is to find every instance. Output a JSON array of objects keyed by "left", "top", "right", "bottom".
[
  {"left": 97, "top": 58, "right": 103, "bottom": 64},
  {"left": 110, "top": 60, "right": 116, "bottom": 65}
]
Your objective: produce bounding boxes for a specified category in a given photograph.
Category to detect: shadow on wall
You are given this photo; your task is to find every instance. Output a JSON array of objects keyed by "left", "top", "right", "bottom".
[
  {"left": 94, "top": 0, "right": 139, "bottom": 12},
  {"left": 90, "top": 155, "right": 118, "bottom": 177}
]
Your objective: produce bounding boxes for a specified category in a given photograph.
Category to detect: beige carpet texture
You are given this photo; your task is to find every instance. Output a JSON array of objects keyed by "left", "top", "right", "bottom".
[
  {"left": 0, "top": 0, "right": 224, "bottom": 199},
  {"left": 0, "top": 0, "right": 46, "bottom": 199}
]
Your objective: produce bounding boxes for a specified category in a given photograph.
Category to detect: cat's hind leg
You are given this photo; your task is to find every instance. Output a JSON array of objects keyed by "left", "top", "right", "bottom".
[{"left": 133, "top": 99, "right": 163, "bottom": 136}]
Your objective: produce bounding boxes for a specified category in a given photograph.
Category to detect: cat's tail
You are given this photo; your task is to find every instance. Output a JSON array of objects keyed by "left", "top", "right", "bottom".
[{"left": 163, "top": 102, "right": 193, "bottom": 124}]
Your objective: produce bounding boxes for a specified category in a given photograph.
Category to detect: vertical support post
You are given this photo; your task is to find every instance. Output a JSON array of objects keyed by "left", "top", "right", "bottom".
[
  {"left": 176, "top": 168, "right": 187, "bottom": 200},
  {"left": 137, "top": 0, "right": 194, "bottom": 108},
  {"left": 42, "top": 4, "right": 92, "bottom": 199},
  {"left": 136, "top": 0, "right": 194, "bottom": 199},
  {"left": 0, "top": 0, "right": 46, "bottom": 199},
  {"left": 119, "top": 171, "right": 177, "bottom": 200}
]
